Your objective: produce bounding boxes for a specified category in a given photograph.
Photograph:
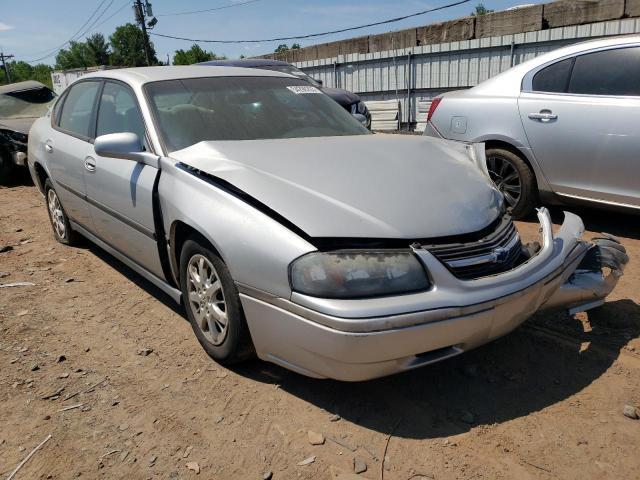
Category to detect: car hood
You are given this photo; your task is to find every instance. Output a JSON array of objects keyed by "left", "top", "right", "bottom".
[
  {"left": 319, "top": 86, "right": 360, "bottom": 107},
  {"left": 0, "top": 117, "right": 36, "bottom": 134},
  {"left": 170, "top": 134, "right": 502, "bottom": 239}
]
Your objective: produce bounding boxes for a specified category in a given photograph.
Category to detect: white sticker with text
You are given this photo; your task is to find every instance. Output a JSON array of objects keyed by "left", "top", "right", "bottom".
[{"left": 286, "top": 85, "right": 322, "bottom": 94}]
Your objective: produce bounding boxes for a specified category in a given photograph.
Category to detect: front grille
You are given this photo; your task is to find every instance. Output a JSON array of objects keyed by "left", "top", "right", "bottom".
[{"left": 424, "top": 215, "right": 522, "bottom": 280}]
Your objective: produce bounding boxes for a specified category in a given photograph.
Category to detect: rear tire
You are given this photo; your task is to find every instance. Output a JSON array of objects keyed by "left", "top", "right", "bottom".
[
  {"left": 179, "top": 236, "right": 254, "bottom": 365},
  {"left": 44, "top": 179, "right": 79, "bottom": 245},
  {"left": 485, "top": 147, "right": 537, "bottom": 219}
]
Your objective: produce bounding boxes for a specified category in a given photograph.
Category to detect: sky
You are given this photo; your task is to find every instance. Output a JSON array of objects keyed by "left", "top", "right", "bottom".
[{"left": 0, "top": 0, "right": 547, "bottom": 66}]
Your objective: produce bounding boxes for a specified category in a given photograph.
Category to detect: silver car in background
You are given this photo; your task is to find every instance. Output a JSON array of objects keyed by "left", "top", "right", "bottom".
[
  {"left": 28, "top": 66, "right": 627, "bottom": 381},
  {"left": 424, "top": 35, "right": 640, "bottom": 219}
]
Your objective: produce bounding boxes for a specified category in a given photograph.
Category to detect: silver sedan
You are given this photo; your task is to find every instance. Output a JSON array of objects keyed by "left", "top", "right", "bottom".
[
  {"left": 28, "top": 66, "right": 627, "bottom": 381},
  {"left": 425, "top": 35, "right": 640, "bottom": 219}
]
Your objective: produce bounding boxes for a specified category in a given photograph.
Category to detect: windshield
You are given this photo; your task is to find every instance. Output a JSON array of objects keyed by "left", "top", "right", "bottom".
[
  {"left": 0, "top": 87, "right": 56, "bottom": 119},
  {"left": 146, "top": 76, "right": 369, "bottom": 152},
  {"left": 256, "top": 64, "right": 320, "bottom": 87}
]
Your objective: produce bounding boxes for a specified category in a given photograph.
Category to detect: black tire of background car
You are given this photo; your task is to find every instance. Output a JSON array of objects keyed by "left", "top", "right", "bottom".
[
  {"left": 44, "top": 178, "right": 80, "bottom": 246},
  {"left": 0, "top": 149, "right": 14, "bottom": 185},
  {"left": 179, "top": 236, "right": 255, "bottom": 364},
  {"left": 485, "top": 147, "right": 537, "bottom": 220}
]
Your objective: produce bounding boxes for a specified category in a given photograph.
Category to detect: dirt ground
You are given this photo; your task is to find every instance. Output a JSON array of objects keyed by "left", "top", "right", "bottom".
[{"left": 1, "top": 180, "right": 639, "bottom": 480}]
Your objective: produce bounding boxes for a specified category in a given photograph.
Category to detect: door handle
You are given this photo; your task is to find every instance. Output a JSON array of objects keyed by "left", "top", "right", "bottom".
[
  {"left": 84, "top": 156, "right": 96, "bottom": 173},
  {"left": 44, "top": 141, "right": 53, "bottom": 153},
  {"left": 528, "top": 110, "right": 558, "bottom": 122}
]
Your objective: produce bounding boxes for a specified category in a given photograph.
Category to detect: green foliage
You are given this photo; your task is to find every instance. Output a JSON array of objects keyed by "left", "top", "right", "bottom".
[
  {"left": 275, "top": 43, "right": 301, "bottom": 53},
  {"left": 55, "top": 41, "right": 94, "bottom": 70},
  {"left": 86, "top": 33, "right": 110, "bottom": 66},
  {"left": 54, "top": 33, "right": 110, "bottom": 70},
  {"left": 109, "top": 23, "right": 158, "bottom": 67},
  {"left": 471, "top": 3, "right": 494, "bottom": 16},
  {"left": 172, "top": 44, "right": 225, "bottom": 65},
  {"left": 0, "top": 61, "right": 53, "bottom": 88}
]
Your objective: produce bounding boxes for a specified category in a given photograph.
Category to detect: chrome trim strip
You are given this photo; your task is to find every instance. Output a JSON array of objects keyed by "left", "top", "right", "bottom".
[{"left": 556, "top": 192, "right": 640, "bottom": 211}]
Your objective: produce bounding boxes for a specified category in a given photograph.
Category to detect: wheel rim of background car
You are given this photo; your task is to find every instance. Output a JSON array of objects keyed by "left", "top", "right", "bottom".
[
  {"left": 187, "top": 254, "right": 228, "bottom": 346},
  {"left": 47, "top": 189, "right": 66, "bottom": 239},
  {"left": 487, "top": 156, "right": 522, "bottom": 209}
]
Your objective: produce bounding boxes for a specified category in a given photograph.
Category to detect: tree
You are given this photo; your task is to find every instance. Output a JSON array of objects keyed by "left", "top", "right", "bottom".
[
  {"left": 86, "top": 33, "right": 110, "bottom": 66},
  {"left": 0, "top": 61, "right": 53, "bottom": 87},
  {"left": 291, "top": 43, "right": 301, "bottom": 49},
  {"left": 109, "top": 23, "right": 157, "bottom": 67},
  {"left": 274, "top": 44, "right": 289, "bottom": 53},
  {"left": 471, "top": 3, "right": 494, "bottom": 15},
  {"left": 172, "top": 44, "right": 224, "bottom": 65},
  {"left": 55, "top": 41, "right": 94, "bottom": 70}
]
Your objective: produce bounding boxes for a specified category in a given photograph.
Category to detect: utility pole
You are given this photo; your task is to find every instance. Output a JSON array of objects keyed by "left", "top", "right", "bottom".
[
  {"left": 0, "top": 52, "right": 14, "bottom": 83},
  {"left": 133, "top": 0, "right": 158, "bottom": 66}
]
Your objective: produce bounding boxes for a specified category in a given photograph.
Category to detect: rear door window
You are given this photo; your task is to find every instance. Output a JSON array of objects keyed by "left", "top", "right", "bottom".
[
  {"left": 568, "top": 47, "right": 640, "bottom": 96},
  {"left": 58, "top": 81, "right": 101, "bottom": 139}
]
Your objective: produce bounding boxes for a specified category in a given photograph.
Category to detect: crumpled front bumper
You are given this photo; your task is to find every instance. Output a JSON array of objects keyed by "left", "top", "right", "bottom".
[{"left": 240, "top": 208, "right": 628, "bottom": 381}]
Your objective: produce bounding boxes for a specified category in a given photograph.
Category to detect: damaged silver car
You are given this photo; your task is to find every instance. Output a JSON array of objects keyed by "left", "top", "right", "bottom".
[
  {"left": 28, "top": 67, "right": 628, "bottom": 381},
  {"left": 0, "top": 81, "right": 56, "bottom": 183}
]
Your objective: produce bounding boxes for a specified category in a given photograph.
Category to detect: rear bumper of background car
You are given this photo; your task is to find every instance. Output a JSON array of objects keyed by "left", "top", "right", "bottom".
[{"left": 239, "top": 209, "right": 627, "bottom": 381}]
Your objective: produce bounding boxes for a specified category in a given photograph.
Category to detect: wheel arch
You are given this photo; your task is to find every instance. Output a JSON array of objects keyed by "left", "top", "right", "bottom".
[
  {"left": 169, "top": 220, "right": 226, "bottom": 287},
  {"left": 33, "top": 162, "right": 49, "bottom": 194},
  {"left": 480, "top": 138, "right": 551, "bottom": 194}
]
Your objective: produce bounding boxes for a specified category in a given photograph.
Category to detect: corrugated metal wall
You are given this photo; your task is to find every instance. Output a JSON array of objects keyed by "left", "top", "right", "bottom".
[{"left": 296, "top": 18, "right": 640, "bottom": 126}]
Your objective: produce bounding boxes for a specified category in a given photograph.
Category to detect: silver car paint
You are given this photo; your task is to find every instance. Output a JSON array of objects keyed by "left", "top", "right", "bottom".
[
  {"left": 425, "top": 35, "right": 640, "bottom": 210},
  {"left": 169, "top": 135, "right": 503, "bottom": 239},
  {"left": 28, "top": 66, "right": 628, "bottom": 381}
]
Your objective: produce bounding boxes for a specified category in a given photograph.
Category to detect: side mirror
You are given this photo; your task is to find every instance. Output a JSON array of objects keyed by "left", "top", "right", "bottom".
[
  {"left": 94, "top": 132, "right": 159, "bottom": 168},
  {"left": 352, "top": 113, "right": 367, "bottom": 126},
  {"left": 314, "top": 78, "right": 323, "bottom": 86}
]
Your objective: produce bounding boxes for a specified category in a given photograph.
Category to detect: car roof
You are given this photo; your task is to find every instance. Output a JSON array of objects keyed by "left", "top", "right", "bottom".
[
  {"left": 80, "top": 65, "right": 293, "bottom": 88},
  {"left": 198, "top": 59, "right": 290, "bottom": 67},
  {"left": 473, "top": 34, "right": 640, "bottom": 95},
  {"left": 0, "top": 80, "right": 49, "bottom": 95}
]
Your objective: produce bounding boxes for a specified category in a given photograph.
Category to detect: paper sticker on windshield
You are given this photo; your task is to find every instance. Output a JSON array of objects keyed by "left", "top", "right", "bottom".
[{"left": 287, "top": 86, "right": 322, "bottom": 94}]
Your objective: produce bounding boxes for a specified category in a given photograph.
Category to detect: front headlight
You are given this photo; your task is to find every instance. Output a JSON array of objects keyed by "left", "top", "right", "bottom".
[{"left": 290, "top": 250, "right": 430, "bottom": 299}]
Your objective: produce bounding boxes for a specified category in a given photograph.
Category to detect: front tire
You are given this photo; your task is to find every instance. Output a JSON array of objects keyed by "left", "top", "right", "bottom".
[
  {"left": 485, "top": 148, "right": 537, "bottom": 219},
  {"left": 44, "top": 179, "right": 79, "bottom": 245},
  {"left": 179, "top": 236, "right": 254, "bottom": 364}
]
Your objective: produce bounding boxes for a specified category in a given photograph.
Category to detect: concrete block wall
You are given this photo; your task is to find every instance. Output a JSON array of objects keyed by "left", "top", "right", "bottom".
[
  {"left": 475, "top": 4, "right": 544, "bottom": 37},
  {"left": 257, "top": 0, "right": 640, "bottom": 63}
]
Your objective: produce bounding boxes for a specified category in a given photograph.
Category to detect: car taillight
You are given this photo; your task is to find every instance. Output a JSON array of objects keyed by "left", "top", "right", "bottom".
[{"left": 427, "top": 96, "right": 443, "bottom": 122}]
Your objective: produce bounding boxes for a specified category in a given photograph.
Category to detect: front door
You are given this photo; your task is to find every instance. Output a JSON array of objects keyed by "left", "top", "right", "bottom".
[{"left": 84, "top": 80, "right": 163, "bottom": 277}]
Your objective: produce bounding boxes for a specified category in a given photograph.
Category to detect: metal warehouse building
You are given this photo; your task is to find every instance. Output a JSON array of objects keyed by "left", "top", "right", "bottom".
[{"left": 258, "top": 0, "right": 640, "bottom": 130}]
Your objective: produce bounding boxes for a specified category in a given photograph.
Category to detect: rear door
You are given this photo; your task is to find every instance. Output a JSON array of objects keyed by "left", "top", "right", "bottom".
[
  {"left": 84, "top": 80, "right": 163, "bottom": 277},
  {"left": 518, "top": 46, "right": 640, "bottom": 207},
  {"left": 47, "top": 80, "right": 102, "bottom": 229}
]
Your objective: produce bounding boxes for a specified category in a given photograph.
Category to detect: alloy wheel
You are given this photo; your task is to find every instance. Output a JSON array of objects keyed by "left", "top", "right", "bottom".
[
  {"left": 487, "top": 156, "right": 522, "bottom": 209},
  {"left": 47, "top": 189, "right": 66, "bottom": 239},
  {"left": 187, "top": 254, "right": 228, "bottom": 346}
]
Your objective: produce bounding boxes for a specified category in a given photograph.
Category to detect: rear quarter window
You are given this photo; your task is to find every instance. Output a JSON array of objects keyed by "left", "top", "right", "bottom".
[{"left": 531, "top": 57, "right": 574, "bottom": 93}]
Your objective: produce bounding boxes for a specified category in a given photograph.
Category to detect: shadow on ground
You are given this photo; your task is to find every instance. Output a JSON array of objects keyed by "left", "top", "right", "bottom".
[{"left": 66, "top": 203, "right": 640, "bottom": 440}]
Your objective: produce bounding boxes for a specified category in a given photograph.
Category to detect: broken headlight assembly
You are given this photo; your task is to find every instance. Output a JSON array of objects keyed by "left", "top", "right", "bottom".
[{"left": 290, "top": 250, "right": 430, "bottom": 299}]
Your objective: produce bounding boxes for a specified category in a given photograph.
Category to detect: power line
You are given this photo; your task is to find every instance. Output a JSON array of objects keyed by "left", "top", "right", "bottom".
[
  {"left": 24, "top": 0, "right": 123, "bottom": 63},
  {"left": 157, "top": 0, "right": 263, "bottom": 17},
  {"left": 23, "top": 0, "right": 108, "bottom": 58},
  {"left": 150, "top": 0, "right": 472, "bottom": 44}
]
